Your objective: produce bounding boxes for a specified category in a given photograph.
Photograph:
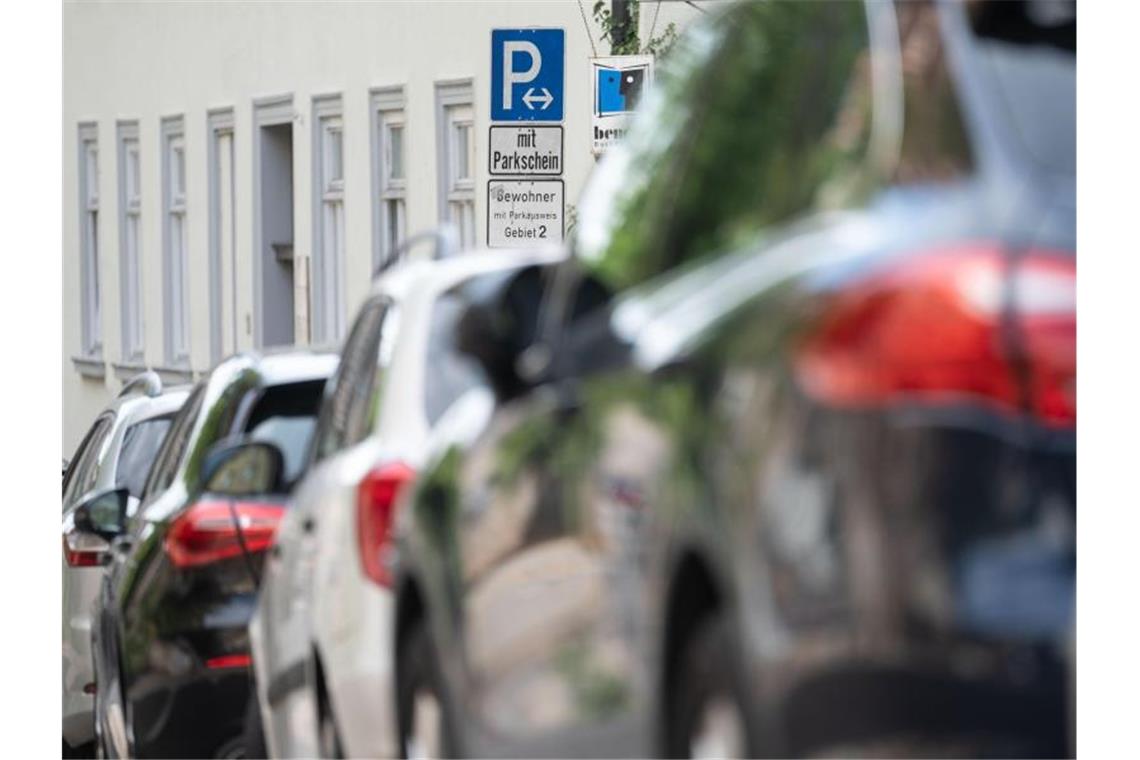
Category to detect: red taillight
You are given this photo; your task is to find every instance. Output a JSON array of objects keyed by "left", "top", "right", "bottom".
[
  {"left": 205, "top": 654, "right": 252, "bottom": 670},
  {"left": 164, "top": 500, "right": 285, "bottom": 569},
  {"left": 795, "top": 244, "right": 1075, "bottom": 427},
  {"left": 356, "top": 462, "right": 416, "bottom": 587},
  {"left": 63, "top": 533, "right": 107, "bottom": 567},
  {"left": 1014, "top": 256, "right": 1076, "bottom": 426}
]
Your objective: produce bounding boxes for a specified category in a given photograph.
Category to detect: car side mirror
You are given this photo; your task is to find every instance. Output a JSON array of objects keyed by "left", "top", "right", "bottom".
[
  {"left": 455, "top": 264, "right": 550, "bottom": 401},
  {"left": 65, "top": 488, "right": 129, "bottom": 567},
  {"left": 73, "top": 487, "right": 130, "bottom": 540},
  {"left": 200, "top": 439, "right": 285, "bottom": 496}
]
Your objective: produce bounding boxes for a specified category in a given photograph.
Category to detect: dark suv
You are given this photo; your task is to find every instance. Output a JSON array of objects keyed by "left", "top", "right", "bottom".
[
  {"left": 90, "top": 349, "right": 337, "bottom": 758},
  {"left": 394, "top": 1, "right": 1074, "bottom": 757}
]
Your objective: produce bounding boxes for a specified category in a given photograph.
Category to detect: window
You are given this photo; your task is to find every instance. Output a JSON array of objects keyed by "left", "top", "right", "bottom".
[
  {"left": 371, "top": 87, "right": 407, "bottom": 272},
  {"left": 313, "top": 95, "right": 346, "bottom": 342},
  {"left": 78, "top": 123, "right": 102, "bottom": 358},
  {"left": 115, "top": 415, "right": 175, "bottom": 499},
  {"left": 312, "top": 297, "right": 393, "bottom": 462},
  {"left": 892, "top": 1, "right": 973, "bottom": 183},
  {"left": 143, "top": 383, "right": 205, "bottom": 503},
  {"left": 424, "top": 291, "right": 488, "bottom": 425},
  {"left": 447, "top": 109, "right": 475, "bottom": 247},
  {"left": 208, "top": 109, "right": 237, "bottom": 363},
  {"left": 435, "top": 80, "right": 476, "bottom": 248},
  {"left": 118, "top": 123, "right": 143, "bottom": 362},
  {"left": 162, "top": 117, "right": 190, "bottom": 366},
  {"left": 576, "top": 1, "right": 880, "bottom": 293},
  {"left": 966, "top": 0, "right": 1072, "bottom": 175},
  {"left": 63, "top": 413, "right": 114, "bottom": 508},
  {"left": 241, "top": 380, "right": 328, "bottom": 488}
]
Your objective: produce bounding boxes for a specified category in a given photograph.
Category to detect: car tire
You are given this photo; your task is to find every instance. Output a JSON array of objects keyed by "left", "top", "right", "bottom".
[
  {"left": 62, "top": 739, "right": 95, "bottom": 759},
  {"left": 668, "top": 614, "right": 752, "bottom": 759},
  {"left": 397, "top": 620, "right": 454, "bottom": 760},
  {"left": 242, "top": 692, "right": 269, "bottom": 760},
  {"left": 315, "top": 671, "right": 345, "bottom": 759}
]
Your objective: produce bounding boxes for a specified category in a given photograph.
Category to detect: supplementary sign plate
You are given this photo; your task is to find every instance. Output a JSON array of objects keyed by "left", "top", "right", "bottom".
[
  {"left": 487, "top": 179, "right": 564, "bottom": 247},
  {"left": 489, "top": 125, "right": 563, "bottom": 176}
]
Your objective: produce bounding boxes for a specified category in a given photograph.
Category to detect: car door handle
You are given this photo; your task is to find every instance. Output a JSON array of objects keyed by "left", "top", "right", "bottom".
[
  {"left": 302, "top": 516, "right": 316, "bottom": 534},
  {"left": 271, "top": 543, "right": 283, "bottom": 559}
]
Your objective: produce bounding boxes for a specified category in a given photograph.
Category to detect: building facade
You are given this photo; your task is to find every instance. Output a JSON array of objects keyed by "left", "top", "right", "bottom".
[{"left": 62, "top": 1, "right": 705, "bottom": 452}]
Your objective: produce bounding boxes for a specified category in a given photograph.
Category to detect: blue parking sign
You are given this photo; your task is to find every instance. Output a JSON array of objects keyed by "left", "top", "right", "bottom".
[{"left": 491, "top": 29, "right": 564, "bottom": 122}]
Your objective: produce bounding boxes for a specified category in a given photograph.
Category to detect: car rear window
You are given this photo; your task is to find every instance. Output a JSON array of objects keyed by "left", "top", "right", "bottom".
[
  {"left": 115, "top": 415, "right": 175, "bottom": 498},
  {"left": 242, "top": 379, "right": 327, "bottom": 489},
  {"left": 967, "top": 0, "right": 1075, "bottom": 175}
]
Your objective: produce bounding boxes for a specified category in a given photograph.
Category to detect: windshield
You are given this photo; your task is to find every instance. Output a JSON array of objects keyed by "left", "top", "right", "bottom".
[{"left": 115, "top": 415, "right": 175, "bottom": 499}]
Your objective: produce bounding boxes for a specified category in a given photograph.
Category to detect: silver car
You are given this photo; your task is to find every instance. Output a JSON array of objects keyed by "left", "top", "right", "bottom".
[
  {"left": 62, "top": 372, "right": 189, "bottom": 756},
  {"left": 250, "top": 243, "right": 566, "bottom": 758}
]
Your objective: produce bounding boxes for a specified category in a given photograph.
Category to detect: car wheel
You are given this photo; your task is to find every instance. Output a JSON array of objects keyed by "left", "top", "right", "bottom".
[
  {"left": 242, "top": 691, "right": 269, "bottom": 760},
  {"left": 316, "top": 678, "right": 345, "bottom": 759},
  {"left": 92, "top": 719, "right": 106, "bottom": 760},
  {"left": 398, "top": 621, "right": 453, "bottom": 760},
  {"left": 62, "top": 739, "right": 95, "bottom": 759},
  {"left": 669, "top": 615, "right": 751, "bottom": 759}
]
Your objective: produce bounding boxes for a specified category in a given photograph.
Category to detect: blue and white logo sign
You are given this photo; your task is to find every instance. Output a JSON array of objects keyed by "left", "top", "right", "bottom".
[
  {"left": 491, "top": 28, "right": 564, "bottom": 122},
  {"left": 590, "top": 54, "right": 654, "bottom": 155}
]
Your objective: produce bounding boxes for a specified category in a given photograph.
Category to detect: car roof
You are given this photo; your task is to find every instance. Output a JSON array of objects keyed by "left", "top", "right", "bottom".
[
  {"left": 113, "top": 386, "right": 191, "bottom": 425},
  {"left": 103, "top": 372, "right": 192, "bottom": 420},
  {"left": 372, "top": 245, "right": 566, "bottom": 303},
  {"left": 206, "top": 346, "right": 340, "bottom": 390}
]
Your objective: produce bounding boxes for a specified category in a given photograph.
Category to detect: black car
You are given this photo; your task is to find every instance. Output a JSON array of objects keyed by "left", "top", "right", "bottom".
[
  {"left": 90, "top": 349, "right": 337, "bottom": 758},
  {"left": 394, "top": 1, "right": 1074, "bottom": 758}
]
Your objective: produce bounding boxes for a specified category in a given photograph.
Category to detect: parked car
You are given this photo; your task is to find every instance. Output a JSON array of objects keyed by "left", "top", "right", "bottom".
[
  {"left": 249, "top": 241, "right": 566, "bottom": 758},
  {"left": 63, "top": 372, "right": 189, "bottom": 757},
  {"left": 90, "top": 349, "right": 337, "bottom": 758},
  {"left": 393, "top": 1, "right": 1074, "bottom": 758}
]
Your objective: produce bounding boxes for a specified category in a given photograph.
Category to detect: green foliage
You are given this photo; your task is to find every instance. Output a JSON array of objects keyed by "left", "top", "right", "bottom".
[
  {"left": 555, "top": 638, "right": 630, "bottom": 717},
  {"left": 643, "top": 21, "right": 678, "bottom": 60},
  {"left": 592, "top": 0, "right": 679, "bottom": 59},
  {"left": 583, "top": 1, "right": 874, "bottom": 294},
  {"left": 592, "top": 0, "right": 639, "bottom": 55}
]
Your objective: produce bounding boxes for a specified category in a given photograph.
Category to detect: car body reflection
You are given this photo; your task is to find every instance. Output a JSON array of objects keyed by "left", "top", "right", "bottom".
[{"left": 395, "top": 0, "right": 1074, "bottom": 757}]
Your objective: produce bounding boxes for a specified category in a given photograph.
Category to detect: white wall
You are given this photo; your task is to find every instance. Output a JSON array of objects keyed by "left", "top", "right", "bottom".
[{"left": 62, "top": 0, "right": 707, "bottom": 453}]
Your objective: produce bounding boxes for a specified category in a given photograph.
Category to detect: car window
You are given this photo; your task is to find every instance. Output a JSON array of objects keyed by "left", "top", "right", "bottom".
[
  {"left": 114, "top": 415, "right": 175, "bottom": 499},
  {"left": 143, "top": 384, "right": 206, "bottom": 503},
  {"left": 576, "top": 0, "right": 879, "bottom": 294},
  {"left": 966, "top": 0, "right": 1074, "bottom": 175},
  {"left": 241, "top": 379, "right": 328, "bottom": 489},
  {"left": 892, "top": 1, "right": 974, "bottom": 184},
  {"left": 63, "top": 415, "right": 103, "bottom": 502},
  {"left": 63, "top": 413, "right": 114, "bottom": 508},
  {"left": 424, "top": 291, "right": 490, "bottom": 426},
  {"left": 312, "top": 297, "right": 391, "bottom": 462}
]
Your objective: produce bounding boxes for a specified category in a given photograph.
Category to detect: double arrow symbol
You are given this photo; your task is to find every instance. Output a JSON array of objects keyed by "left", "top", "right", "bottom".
[{"left": 522, "top": 87, "right": 553, "bottom": 110}]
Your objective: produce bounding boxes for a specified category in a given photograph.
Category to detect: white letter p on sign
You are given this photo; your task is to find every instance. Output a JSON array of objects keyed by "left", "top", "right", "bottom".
[{"left": 502, "top": 41, "right": 541, "bottom": 110}]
